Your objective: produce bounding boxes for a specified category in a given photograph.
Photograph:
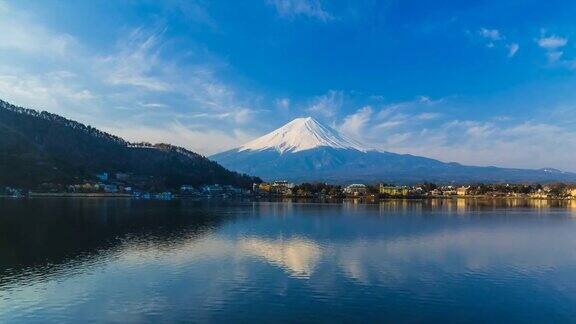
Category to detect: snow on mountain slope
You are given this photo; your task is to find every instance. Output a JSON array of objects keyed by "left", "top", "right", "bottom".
[{"left": 239, "top": 117, "right": 370, "bottom": 154}]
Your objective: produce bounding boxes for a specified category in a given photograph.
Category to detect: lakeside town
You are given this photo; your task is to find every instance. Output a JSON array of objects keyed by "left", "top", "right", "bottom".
[{"left": 3, "top": 171, "right": 576, "bottom": 201}]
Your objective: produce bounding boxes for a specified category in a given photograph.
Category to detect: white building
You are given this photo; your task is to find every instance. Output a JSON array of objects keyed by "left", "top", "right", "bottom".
[{"left": 343, "top": 184, "right": 368, "bottom": 196}]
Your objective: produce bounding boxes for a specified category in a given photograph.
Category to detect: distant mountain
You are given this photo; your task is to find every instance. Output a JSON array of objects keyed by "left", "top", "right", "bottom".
[
  {"left": 0, "top": 99, "right": 260, "bottom": 190},
  {"left": 211, "top": 117, "right": 576, "bottom": 184}
]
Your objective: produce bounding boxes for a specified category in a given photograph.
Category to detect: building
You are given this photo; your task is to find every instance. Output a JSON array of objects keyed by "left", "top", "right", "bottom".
[
  {"left": 155, "top": 192, "right": 173, "bottom": 200},
  {"left": 257, "top": 183, "right": 271, "bottom": 193},
  {"left": 180, "top": 185, "right": 199, "bottom": 195},
  {"left": 343, "top": 184, "right": 368, "bottom": 196},
  {"left": 202, "top": 184, "right": 225, "bottom": 196},
  {"left": 3, "top": 187, "right": 24, "bottom": 197},
  {"left": 530, "top": 189, "right": 550, "bottom": 199},
  {"left": 457, "top": 186, "right": 471, "bottom": 196},
  {"left": 567, "top": 188, "right": 576, "bottom": 198},
  {"left": 439, "top": 186, "right": 457, "bottom": 196},
  {"left": 255, "top": 181, "right": 294, "bottom": 195},
  {"left": 271, "top": 180, "right": 295, "bottom": 189},
  {"left": 379, "top": 184, "right": 409, "bottom": 197},
  {"left": 270, "top": 180, "right": 294, "bottom": 195}
]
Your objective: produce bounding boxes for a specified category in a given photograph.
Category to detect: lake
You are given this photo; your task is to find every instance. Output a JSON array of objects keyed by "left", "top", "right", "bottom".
[{"left": 2, "top": 198, "right": 576, "bottom": 323}]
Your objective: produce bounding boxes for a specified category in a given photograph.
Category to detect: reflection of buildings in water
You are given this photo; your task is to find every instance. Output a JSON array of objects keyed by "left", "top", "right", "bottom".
[
  {"left": 343, "top": 197, "right": 376, "bottom": 206},
  {"left": 240, "top": 237, "right": 322, "bottom": 278},
  {"left": 252, "top": 201, "right": 294, "bottom": 217},
  {"left": 567, "top": 200, "right": 576, "bottom": 217},
  {"left": 342, "top": 199, "right": 362, "bottom": 209},
  {"left": 456, "top": 198, "right": 467, "bottom": 214},
  {"left": 528, "top": 199, "right": 550, "bottom": 209},
  {"left": 377, "top": 200, "right": 423, "bottom": 215},
  {"left": 430, "top": 198, "right": 441, "bottom": 209},
  {"left": 506, "top": 198, "right": 521, "bottom": 208}
]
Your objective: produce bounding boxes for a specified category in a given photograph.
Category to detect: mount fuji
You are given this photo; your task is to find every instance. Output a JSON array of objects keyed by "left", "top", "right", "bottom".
[{"left": 211, "top": 117, "right": 576, "bottom": 183}]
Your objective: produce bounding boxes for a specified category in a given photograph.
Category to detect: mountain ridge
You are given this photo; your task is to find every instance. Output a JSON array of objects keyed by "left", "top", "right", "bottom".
[
  {"left": 0, "top": 99, "right": 260, "bottom": 190},
  {"left": 211, "top": 117, "right": 576, "bottom": 184}
]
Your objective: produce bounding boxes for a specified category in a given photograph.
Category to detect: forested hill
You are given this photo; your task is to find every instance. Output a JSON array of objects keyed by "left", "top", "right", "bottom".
[{"left": 0, "top": 99, "right": 260, "bottom": 190}]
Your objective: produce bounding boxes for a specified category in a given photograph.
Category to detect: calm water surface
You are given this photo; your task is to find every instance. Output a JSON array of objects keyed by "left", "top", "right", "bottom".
[{"left": 2, "top": 198, "right": 576, "bottom": 323}]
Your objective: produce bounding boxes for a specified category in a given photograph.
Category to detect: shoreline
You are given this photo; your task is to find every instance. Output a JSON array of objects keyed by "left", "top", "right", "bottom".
[
  {"left": 1, "top": 193, "right": 576, "bottom": 201},
  {"left": 1, "top": 193, "right": 133, "bottom": 198}
]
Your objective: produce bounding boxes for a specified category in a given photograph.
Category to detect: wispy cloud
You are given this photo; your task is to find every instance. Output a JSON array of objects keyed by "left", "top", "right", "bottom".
[
  {"left": 275, "top": 98, "right": 291, "bottom": 109},
  {"left": 268, "top": 0, "right": 333, "bottom": 22},
  {"left": 479, "top": 28, "right": 502, "bottom": 41},
  {"left": 537, "top": 34, "right": 568, "bottom": 50},
  {"left": 537, "top": 33, "right": 569, "bottom": 64},
  {"left": 102, "top": 120, "right": 256, "bottom": 156},
  {"left": 340, "top": 106, "right": 372, "bottom": 138},
  {"left": 100, "top": 29, "right": 171, "bottom": 92},
  {"left": 507, "top": 43, "right": 519, "bottom": 58},
  {"left": 339, "top": 96, "right": 443, "bottom": 142},
  {"left": 478, "top": 27, "right": 519, "bottom": 58},
  {"left": 0, "top": 3, "right": 76, "bottom": 57},
  {"left": 338, "top": 96, "right": 576, "bottom": 171},
  {"left": 307, "top": 90, "right": 343, "bottom": 118},
  {"left": 0, "top": 73, "right": 96, "bottom": 117},
  {"left": 138, "top": 102, "right": 169, "bottom": 109},
  {"left": 0, "top": 4, "right": 264, "bottom": 155}
]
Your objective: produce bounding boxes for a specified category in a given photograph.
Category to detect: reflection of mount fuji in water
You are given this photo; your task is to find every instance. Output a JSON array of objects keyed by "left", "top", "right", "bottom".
[
  {"left": 241, "top": 238, "right": 322, "bottom": 278},
  {"left": 211, "top": 117, "right": 576, "bottom": 183}
]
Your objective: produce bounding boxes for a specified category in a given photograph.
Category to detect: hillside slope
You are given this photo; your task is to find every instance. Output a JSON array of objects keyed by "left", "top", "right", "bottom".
[{"left": 0, "top": 100, "right": 260, "bottom": 189}]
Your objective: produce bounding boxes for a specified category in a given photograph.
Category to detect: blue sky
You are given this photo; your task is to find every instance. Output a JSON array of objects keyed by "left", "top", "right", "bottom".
[{"left": 1, "top": 0, "right": 576, "bottom": 170}]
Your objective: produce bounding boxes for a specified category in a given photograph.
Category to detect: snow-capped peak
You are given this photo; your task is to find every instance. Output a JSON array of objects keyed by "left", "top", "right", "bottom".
[{"left": 238, "top": 117, "right": 370, "bottom": 154}]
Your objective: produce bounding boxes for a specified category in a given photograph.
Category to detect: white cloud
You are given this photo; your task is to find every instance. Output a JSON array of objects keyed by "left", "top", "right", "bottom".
[
  {"left": 479, "top": 28, "right": 502, "bottom": 41},
  {"left": 0, "top": 72, "right": 97, "bottom": 118},
  {"left": 307, "top": 90, "right": 343, "bottom": 118},
  {"left": 507, "top": 43, "right": 519, "bottom": 58},
  {"left": 334, "top": 96, "right": 576, "bottom": 171},
  {"left": 275, "top": 97, "right": 291, "bottom": 109},
  {"left": 339, "top": 106, "right": 372, "bottom": 139},
  {"left": 537, "top": 35, "right": 568, "bottom": 50},
  {"left": 102, "top": 121, "right": 255, "bottom": 156},
  {"left": 98, "top": 28, "right": 249, "bottom": 115},
  {"left": 547, "top": 51, "right": 564, "bottom": 63},
  {"left": 536, "top": 34, "right": 571, "bottom": 65},
  {"left": 478, "top": 27, "right": 519, "bottom": 59},
  {"left": 99, "top": 29, "right": 171, "bottom": 92},
  {"left": 416, "top": 112, "right": 441, "bottom": 120},
  {"left": 338, "top": 96, "right": 443, "bottom": 145},
  {"left": 0, "top": 8, "right": 76, "bottom": 57},
  {"left": 355, "top": 116, "right": 576, "bottom": 171},
  {"left": 138, "top": 102, "right": 169, "bottom": 109},
  {"left": 268, "top": 0, "right": 333, "bottom": 22}
]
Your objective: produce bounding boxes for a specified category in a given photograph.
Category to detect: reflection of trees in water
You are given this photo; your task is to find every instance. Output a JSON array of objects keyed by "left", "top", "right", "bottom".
[{"left": 0, "top": 198, "right": 225, "bottom": 287}]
